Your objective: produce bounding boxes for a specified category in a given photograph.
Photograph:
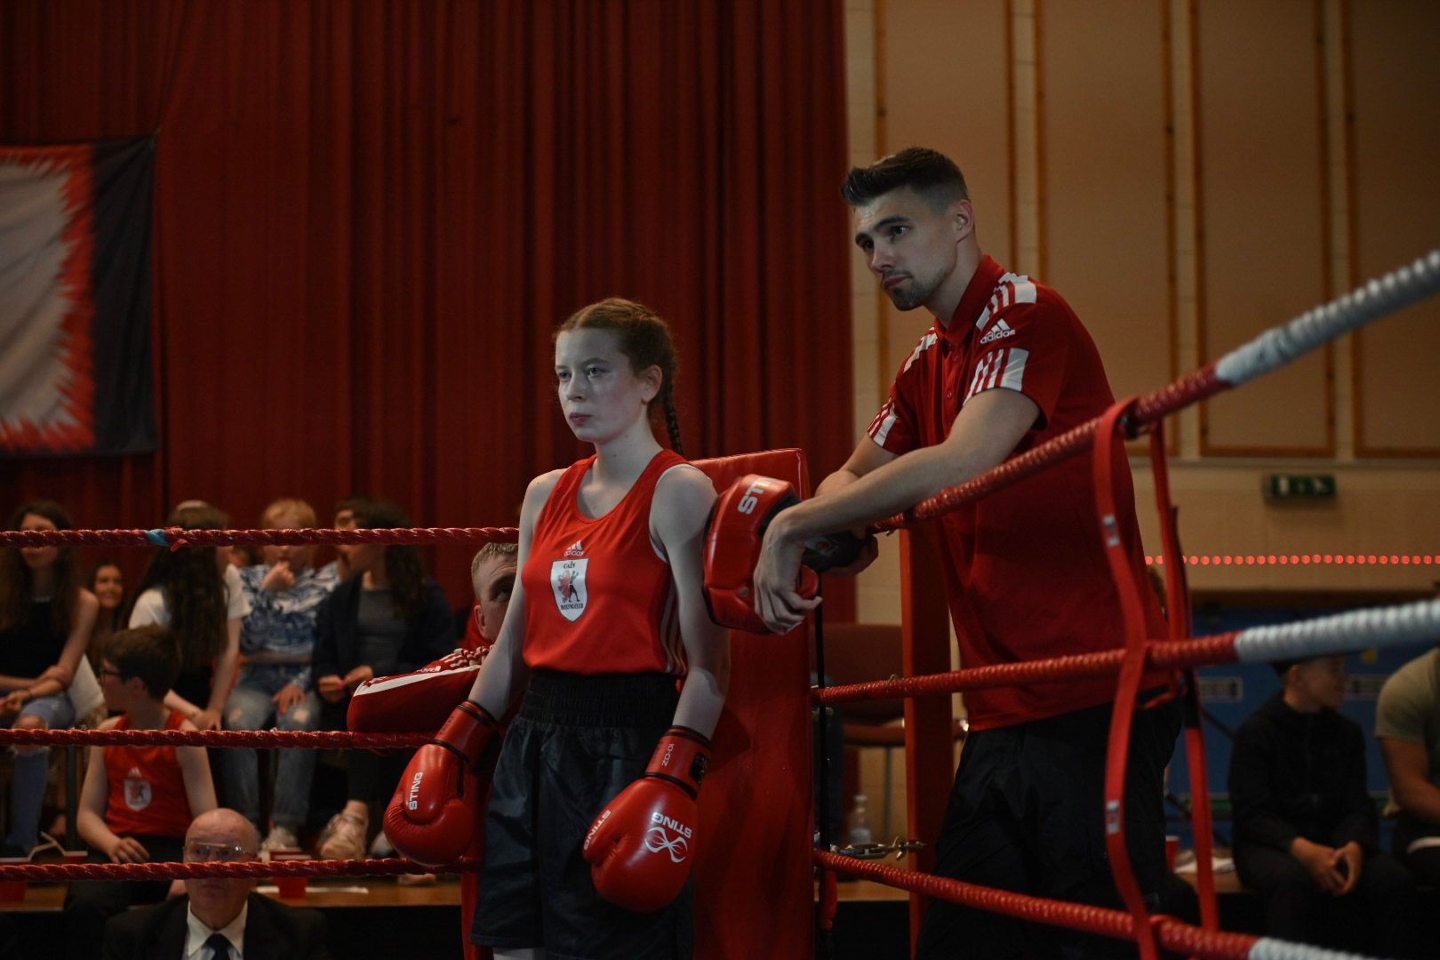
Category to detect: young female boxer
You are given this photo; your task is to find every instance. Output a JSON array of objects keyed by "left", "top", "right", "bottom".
[{"left": 387, "top": 298, "right": 728, "bottom": 960}]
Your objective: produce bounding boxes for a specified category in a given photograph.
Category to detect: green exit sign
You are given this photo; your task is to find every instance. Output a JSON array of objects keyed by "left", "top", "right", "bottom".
[{"left": 1265, "top": 474, "right": 1337, "bottom": 499}]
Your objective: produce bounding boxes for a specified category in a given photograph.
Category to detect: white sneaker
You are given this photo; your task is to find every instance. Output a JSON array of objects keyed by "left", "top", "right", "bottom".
[
  {"left": 368, "top": 828, "right": 395, "bottom": 858},
  {"left": 317, "top": 812, "right": 368, "bottom": 860},
  {"left": 260, "top": 825, "right": 300, "bottom": 856}
]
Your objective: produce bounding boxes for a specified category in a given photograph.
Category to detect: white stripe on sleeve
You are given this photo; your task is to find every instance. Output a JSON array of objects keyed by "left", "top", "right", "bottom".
[{"left": 999, "top": 347, "right": 1029, "bottom": 391}]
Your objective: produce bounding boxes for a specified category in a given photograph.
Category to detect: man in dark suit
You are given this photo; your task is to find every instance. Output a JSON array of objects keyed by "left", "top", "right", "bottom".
[{"left": 103, "top": 808, "right": 330, "bottom": 960}]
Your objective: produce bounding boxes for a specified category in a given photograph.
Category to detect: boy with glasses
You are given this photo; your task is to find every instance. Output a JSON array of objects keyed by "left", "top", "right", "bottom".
[{"left": 63, "top": 625, "right": 217, "bottom": 960}]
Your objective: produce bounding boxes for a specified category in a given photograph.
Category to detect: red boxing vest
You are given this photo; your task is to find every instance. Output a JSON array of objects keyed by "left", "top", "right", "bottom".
[
  {"left": 104, "top": 711, "right": 194, "bottom": 839},
  {"left": 523, "top": 450, "right": 689, "bottom": 676}
]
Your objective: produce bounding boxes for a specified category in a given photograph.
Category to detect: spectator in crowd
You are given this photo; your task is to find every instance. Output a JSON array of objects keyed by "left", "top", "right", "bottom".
[
  {"left": 312, "top": 499, "right": 454, "bottom": 860},
  {"left": 225, "top": 498, "right": 339, "bottom": 854},
  {"left": 0, "top": 500, "right": 99, "bottom": 859},
  {"left": 1229, "top": 654, "right": 1418, "bottom": 957},
  {"left": 64, "top": 625, "right": 216, "bottom": 960},
  {"left": 321, "top": 497, "right": 369, "bottom": 583},
  {"left": 1376, "top": 641, "right": 1440, "bottom": 886},
  {"left": 86, "top": 560, "right": 127, "bottom": 668},
  {"left": 102, "top": 807, "right": 331, "bottom": 960},
  {"left": 129, "top": 503, "right": 250, "bottom": 732}
]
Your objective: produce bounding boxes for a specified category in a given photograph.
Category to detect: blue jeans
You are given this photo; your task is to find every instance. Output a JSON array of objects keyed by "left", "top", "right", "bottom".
[
  {"left": 221, "top": 665, "right": 321, "bottom": 832},
  {"left": 4, "top": 693, "right": 75, "bottom": 851}
]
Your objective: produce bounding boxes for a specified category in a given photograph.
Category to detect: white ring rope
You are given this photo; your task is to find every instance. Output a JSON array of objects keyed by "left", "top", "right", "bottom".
[
  {"left": 1230, "top": 598, "right": 1440, "bottom": 664},
  {"left": 1215, "top": 249, "right": 1440, "bottom": 387},
  {"left": 1248, "top": 939, "right": 1382, "bottom": 960}
]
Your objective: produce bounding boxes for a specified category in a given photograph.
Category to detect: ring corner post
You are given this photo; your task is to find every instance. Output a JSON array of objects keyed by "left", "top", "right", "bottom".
[{"left": 899, "top": 524, "right": 955, "bottom": 954}]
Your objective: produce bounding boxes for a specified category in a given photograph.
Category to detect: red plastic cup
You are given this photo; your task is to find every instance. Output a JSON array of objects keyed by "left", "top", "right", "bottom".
[
  {"left": 1165, "top": 835, "right": 1180, "bottom": 872},
  {"left": 271, "top": 849, "right": 308, "bottom": 899},
  {"left": 0, "top": 858, "right": 28, "bottom": 902}
]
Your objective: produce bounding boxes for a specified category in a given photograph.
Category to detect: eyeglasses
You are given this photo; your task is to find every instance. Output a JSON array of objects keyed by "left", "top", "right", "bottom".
[{"left": 183, "top": 841, "right": 255, "bottom": 863}]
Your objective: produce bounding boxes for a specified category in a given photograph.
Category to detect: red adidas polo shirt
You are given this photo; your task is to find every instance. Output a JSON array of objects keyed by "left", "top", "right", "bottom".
[{"left": 868, "top": 255, "right": 1166, "bottom": 730}]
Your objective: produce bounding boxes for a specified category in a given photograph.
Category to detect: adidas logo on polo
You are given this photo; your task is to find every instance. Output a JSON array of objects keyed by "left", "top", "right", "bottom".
[
  {"left": 563, "top": 540, "right": 585, "bottom": 558},
  {"left": 979, "top": 319, "right": 1016, "bottom": 345}
]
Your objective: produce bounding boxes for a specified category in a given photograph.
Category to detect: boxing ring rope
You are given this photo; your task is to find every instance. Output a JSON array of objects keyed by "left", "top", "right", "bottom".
[
  {"left": 0, "top": 251, "right": 1432, "bottom": 958},
  {"left": 0, "top": 525, "right": 520, "bottom": 550},
  {"left": 0, "top": 727, "right": 429, "bottom": 749},
  {"left": 1147, "top": 555, "right": 1438, "bottom": 567},
  {"left": 811, "top": 249, "right": 1440, "bottom": 960},
  {"left": 813, "top": 854, "right": 1378, "bottom": 960},
  {"left": 813, "top": 597, "right": 1440, "bottom": 706},
  {"left": 0, "top": 856, "right": 479, "bottom": 884}
]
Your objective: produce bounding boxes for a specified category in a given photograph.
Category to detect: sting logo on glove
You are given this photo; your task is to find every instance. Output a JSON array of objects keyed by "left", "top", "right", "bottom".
[{"left": 644, "top": 823, "right": 690, "bottom": 864}]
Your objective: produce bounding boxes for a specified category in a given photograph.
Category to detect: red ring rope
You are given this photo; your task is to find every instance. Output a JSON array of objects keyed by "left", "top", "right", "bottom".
[
  {"left": 0, "top": 727, "right": 429, "bottom": 749},
  {"left": 0, "top": 525, "right": 519, "bottom": 549},
  {"left": 0, "top": 856, "right": 479, "bottom": 883},
  {"left": 813, "top": 852, "right": 1264, "bottom": 960}
]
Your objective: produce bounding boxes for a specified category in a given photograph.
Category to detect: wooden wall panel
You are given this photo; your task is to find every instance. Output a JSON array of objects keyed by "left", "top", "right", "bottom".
[
  {"left": 1195, "top": 0, "right": 1332, "bottom": 455},
  {"left": 1348, "top": 0, "right": 1440, "bottom": 456},
  {"left": 1038, "top": 0, "right": 1174, "bottom": 409},
  {"left": 878, "top": 0, "right": 1013, "bottom": 379}
]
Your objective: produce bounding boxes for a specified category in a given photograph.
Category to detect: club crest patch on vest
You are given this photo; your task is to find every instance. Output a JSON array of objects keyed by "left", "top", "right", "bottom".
[
  {"left": 551, "top": 558, "right": 589, "bottom": 621},
  {"left": 123, "top": 767, "right": 152, "bottom": 811}
]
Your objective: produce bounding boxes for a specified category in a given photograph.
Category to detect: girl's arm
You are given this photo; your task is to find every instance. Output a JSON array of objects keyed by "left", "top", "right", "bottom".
[
  {"left": 76, "top": 743, "right": 115, "bottom": 850},
  {"left": 77, "top": 727, "right": 146, "bottom": 862},
  {"left": 162, "top": 690, "right": 204, "bottom": 721},
  {"left": 34, "top": 588, "right": 99, "bottom": 695},
  {"left": 467, "top": 469, "right": 561, "bottom": 717},
  {"left": 198, "top": 616, "right": 243, "bottom": 727},
  {"left": 176, "top": 717, "right": 218, "bottom": 817},
  {"left": 653, "top": 466, "right": 729, "bottom": 739}
]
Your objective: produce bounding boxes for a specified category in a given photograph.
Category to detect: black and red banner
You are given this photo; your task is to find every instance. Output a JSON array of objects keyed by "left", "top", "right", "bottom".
[{"left": 0, "top": 137, "right": 156, "bottom": 456}]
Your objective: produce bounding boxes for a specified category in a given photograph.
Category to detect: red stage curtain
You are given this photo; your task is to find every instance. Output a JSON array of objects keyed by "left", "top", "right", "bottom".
[{"left": 0, "top": 0, "right": 855, "bottom": 615}]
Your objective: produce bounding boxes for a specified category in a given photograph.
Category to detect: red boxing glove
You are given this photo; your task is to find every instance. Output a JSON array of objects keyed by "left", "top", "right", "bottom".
[
  {"left": 702, "top": 474, "right": 819, "bottom": 633},
  {"left": 348, "top": 647, "right": 486, "bottom": 733},
  {"left": 583, "top": 727, "right": 711, "bottom": 913},
  {"left": 383, "top": 700, "right": 497, "bottom": 868}
]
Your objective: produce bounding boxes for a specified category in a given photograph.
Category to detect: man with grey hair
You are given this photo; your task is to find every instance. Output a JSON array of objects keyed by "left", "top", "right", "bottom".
[{"left": 103, "top": 808, "right": 331, "bottom": 959}]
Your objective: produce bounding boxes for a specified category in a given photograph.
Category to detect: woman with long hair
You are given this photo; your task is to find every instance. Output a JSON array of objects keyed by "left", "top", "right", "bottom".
[
  {"left": 312, "top": 499, "right": 455, "bottom": 859},
  {"left": 85, "top": 560, "right": 126, "bottom": 667},
  {"left": 0, "top": 500, "right": 100, "bottom": 858},
  {"left": 127, "top": 503, "right": 249, "bottom": 732}
]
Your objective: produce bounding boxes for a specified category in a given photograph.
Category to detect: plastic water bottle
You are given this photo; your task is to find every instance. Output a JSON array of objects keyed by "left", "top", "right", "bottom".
[{"left": 847, "top": 793, "right": 873, "bottom": 846}]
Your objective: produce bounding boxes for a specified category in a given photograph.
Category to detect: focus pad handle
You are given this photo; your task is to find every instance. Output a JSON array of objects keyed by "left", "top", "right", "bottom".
[
  {"left": 801, "top": 530, "right": 867, "bottom": 572},
  {"left": 702, "top": 474, "right": 819, "bottom": 633}
]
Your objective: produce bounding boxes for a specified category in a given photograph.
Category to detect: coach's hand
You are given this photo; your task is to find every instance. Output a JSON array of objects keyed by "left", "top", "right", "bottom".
[
  {"left": 703, "top": 475, "right": 819, "bottom": 634},
  {"left": 754, "top": 510, "right": 819, "bottom": 634}
]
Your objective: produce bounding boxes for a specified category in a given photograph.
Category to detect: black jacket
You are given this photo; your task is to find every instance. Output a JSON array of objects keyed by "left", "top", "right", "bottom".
[
  {"left": 311, "top": 575, "right": 455, "bottom": 682},
  {"left": 1228, "top": 692, "right": 1377, "bottom": 855},
  {"left": 101, "top": 893, "right": 331, "bottom": 960}
]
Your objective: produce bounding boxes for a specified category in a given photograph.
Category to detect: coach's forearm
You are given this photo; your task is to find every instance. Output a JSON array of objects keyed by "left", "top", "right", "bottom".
[{"left": 773, "top": 444, "right": 978, "bottom": 547}]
